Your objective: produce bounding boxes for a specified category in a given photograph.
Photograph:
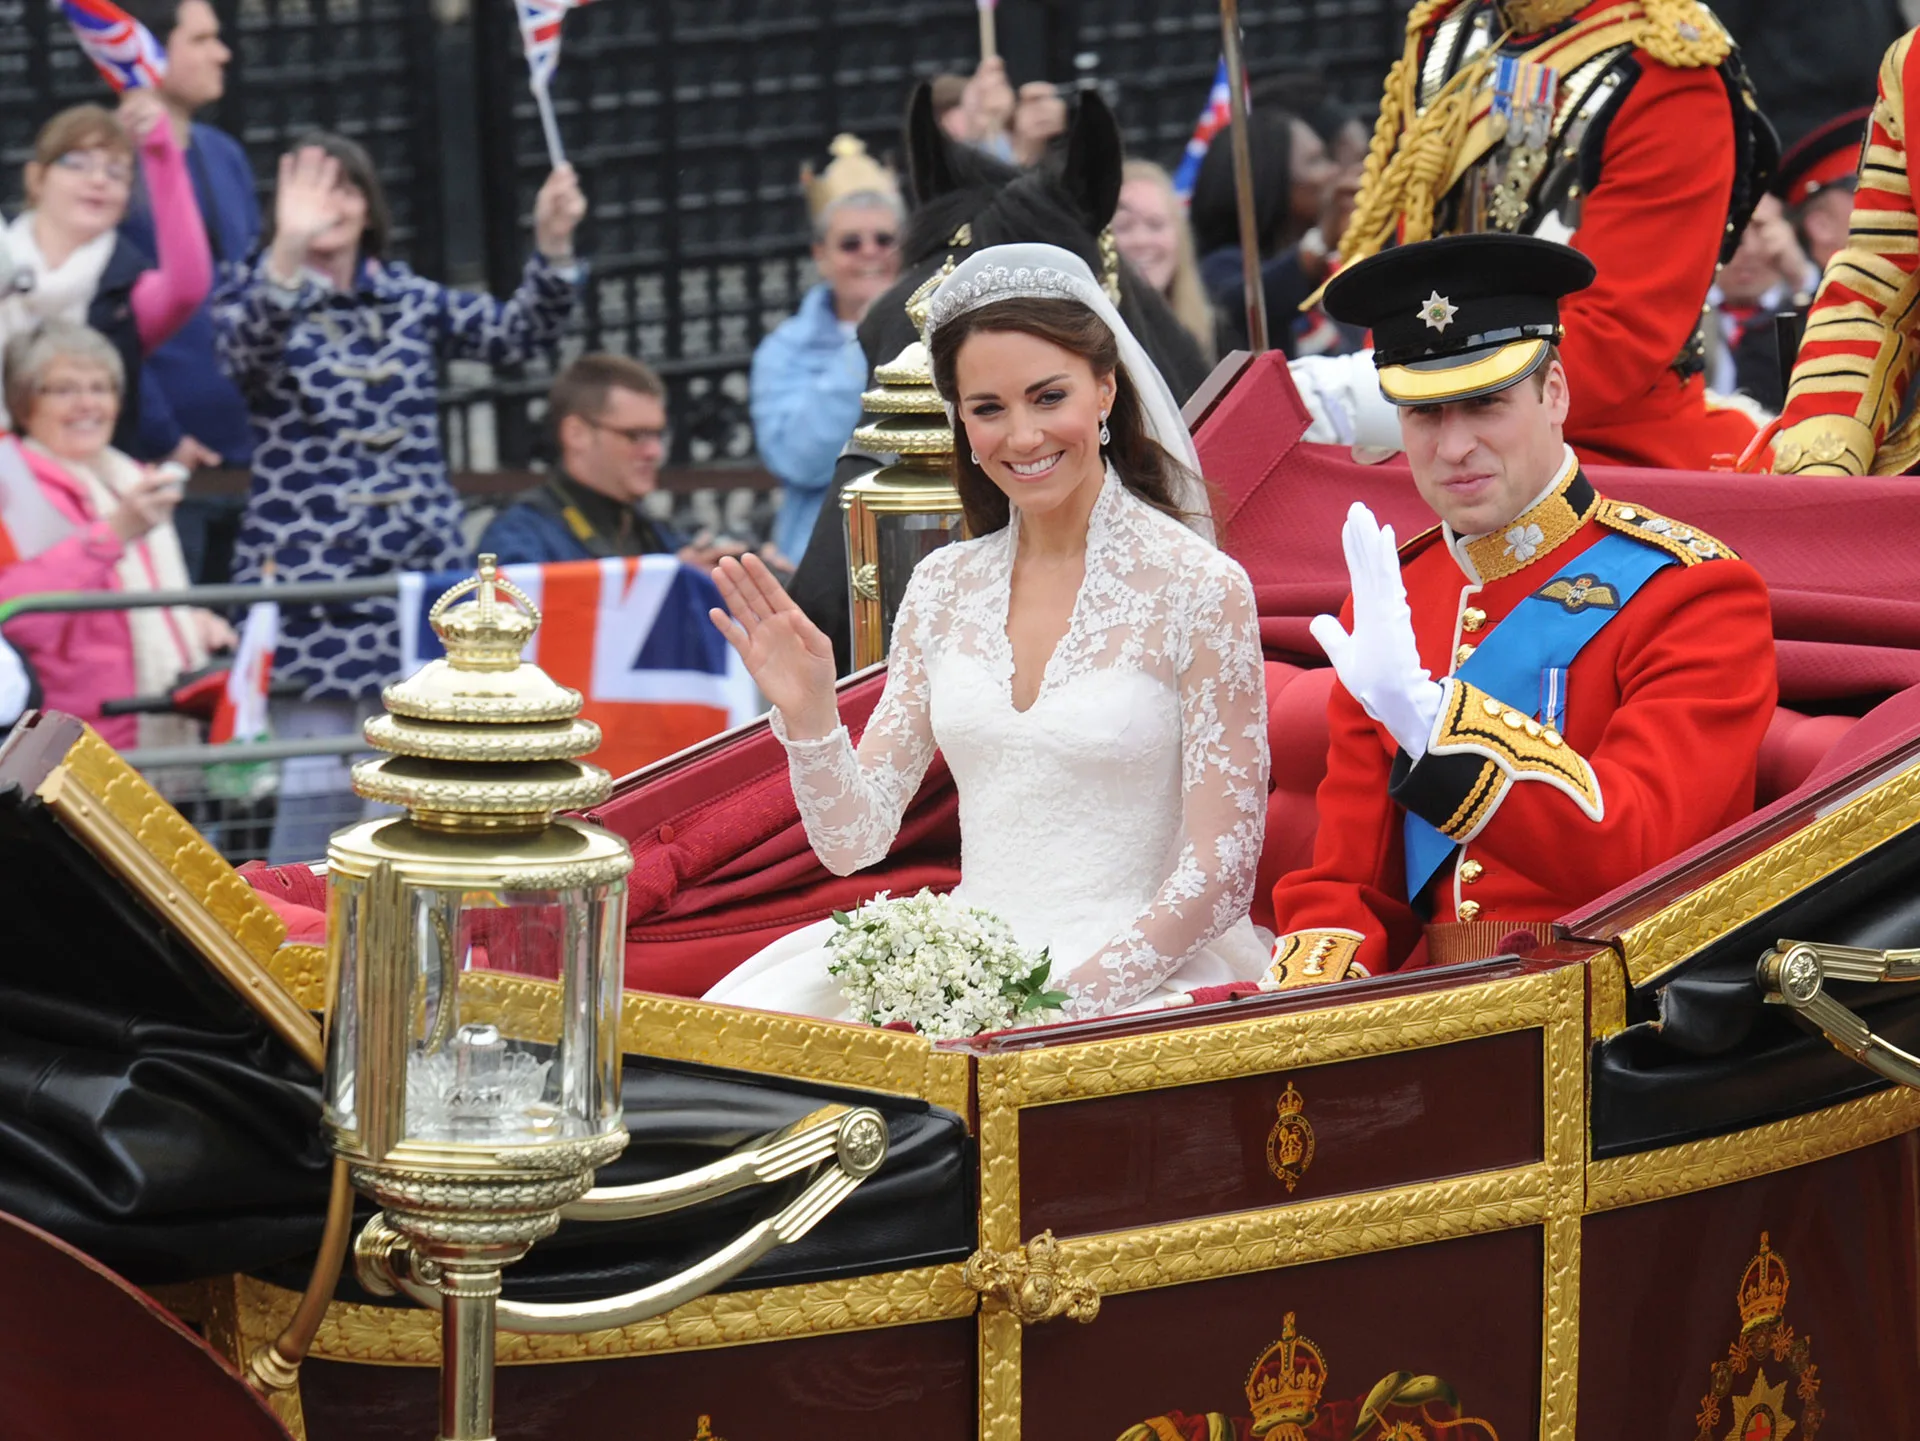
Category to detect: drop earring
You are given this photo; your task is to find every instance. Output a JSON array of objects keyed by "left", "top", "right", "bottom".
[{"left": 1099, "top": 415, "right": 1111, "bottom": 447}]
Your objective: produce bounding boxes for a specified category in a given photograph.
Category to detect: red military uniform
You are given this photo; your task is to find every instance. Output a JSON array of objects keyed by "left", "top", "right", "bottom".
[
  {"left": 1267, "top": 460, "right": 1776, "bottom": 984},
  {"left": 1340, "top": 0, "right": 1774, "bottom": 470},
  {"left": 1773, "top": 31, "right": 1920, "bottom": 476}
]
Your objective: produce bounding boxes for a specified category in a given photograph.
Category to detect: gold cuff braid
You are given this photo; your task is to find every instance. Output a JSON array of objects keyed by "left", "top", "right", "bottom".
[
  {"left": 1263, "top": 930, "right": 1367, "bottom": 990},
  {"left": 1433, "top": 681, "right": 1603, "bottom": 821},
  {"left": 1771, "top": 415, "right": 1877, "bottom": 476}
]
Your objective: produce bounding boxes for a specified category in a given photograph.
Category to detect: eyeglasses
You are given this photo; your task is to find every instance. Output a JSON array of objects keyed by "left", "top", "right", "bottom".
[
  {"left": 52, "top": 150, "right": 134, "bottom": 186},
  {"left": 38, "top": 379, "right": 119, "bottom": 401},
  {"left": 833, "top": 230, "right": 897, "bottom": 255},
  {"left": 585, "top": 416, "right": 670, "bottom": 447}
]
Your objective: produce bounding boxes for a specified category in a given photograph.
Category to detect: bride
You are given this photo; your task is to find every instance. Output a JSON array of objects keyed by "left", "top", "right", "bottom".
[{"left": 703, "top": 242, "right": 1271, "bottom": 1025}]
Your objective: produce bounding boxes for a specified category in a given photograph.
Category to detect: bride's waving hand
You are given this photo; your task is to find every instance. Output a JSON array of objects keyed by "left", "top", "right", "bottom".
[{"left": 709, "top": 554, "right": 838, "bottom": 738}]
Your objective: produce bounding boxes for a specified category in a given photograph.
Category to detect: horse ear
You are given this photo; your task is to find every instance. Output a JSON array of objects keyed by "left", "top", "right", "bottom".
[
  {"left": 906, "top": 82, "right": 960, "bottom": 205},
  {"left": 1060, "top": 90, "right": 1124, "bottom": 230}
]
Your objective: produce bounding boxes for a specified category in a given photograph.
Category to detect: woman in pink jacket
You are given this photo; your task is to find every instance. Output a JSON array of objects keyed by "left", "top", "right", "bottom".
[
  {"left": 0, "top": 92, "right": 212, "bottom": 451},
  {"left": 0, "top": 322, "right": 231, "bottom": 748}
]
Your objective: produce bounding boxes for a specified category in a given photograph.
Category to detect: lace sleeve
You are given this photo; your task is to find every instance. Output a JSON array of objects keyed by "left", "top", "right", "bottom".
[
  {"left": 1059, "top": 560, "right": 1269, "bottom": 1017},
  {"left": 774, "top": 561, "right": 942, "bottom": 876}
]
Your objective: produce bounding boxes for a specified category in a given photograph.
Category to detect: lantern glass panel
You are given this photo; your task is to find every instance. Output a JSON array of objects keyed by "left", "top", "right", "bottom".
[
  {"left": 324, "top": 874, "right": 625, "bottom": 1152},
  {"left": 873, "top": 510, "right": 962, "bottom": 653}
]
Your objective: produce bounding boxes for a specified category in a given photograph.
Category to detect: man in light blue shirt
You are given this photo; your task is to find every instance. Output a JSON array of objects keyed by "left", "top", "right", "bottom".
[{"left": 750, "top": 136, "right": 903, "bottom": 566}]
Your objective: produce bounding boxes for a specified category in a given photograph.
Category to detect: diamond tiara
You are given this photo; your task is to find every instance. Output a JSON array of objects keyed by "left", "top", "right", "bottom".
[{"left": 923, "top": 264, "right": 1094, "bottom": 337}]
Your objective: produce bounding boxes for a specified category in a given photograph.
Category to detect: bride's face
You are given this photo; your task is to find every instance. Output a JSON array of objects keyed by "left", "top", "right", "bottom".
[{"left": 955, "top": 329, "right": 1116, "bottom": 521}]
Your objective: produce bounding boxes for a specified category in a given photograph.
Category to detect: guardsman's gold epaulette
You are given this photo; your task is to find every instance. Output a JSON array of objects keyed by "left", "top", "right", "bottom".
[
  {"left": 1631, "top": 0, "right": 1732, "bottom": 69},
  {"left": 1595, "top": 498, "right": 1737, "bottom": 564}
]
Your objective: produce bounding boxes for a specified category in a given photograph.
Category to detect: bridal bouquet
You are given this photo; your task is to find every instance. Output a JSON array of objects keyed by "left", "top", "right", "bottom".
[{"left": 827, "top": 889, "right": 1068, "bottom": 1040}]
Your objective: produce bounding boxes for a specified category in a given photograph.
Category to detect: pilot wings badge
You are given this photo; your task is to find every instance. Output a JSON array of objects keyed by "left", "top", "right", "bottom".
[{"left": 1534, "top": 573, "right": 1621, "bottom": 614}]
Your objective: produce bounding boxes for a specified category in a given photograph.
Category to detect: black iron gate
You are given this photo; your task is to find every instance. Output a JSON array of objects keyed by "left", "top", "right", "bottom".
[{"left": 2, "top": 0, "right": 1408, "bottom": 471}]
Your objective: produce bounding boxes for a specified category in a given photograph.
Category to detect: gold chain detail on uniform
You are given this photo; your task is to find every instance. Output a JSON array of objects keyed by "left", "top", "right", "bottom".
[
  {"left": 1059, "top": 1165, "right": 1553, "bottom": 1296},
  {"left": 983, "top": 968, "right": 1566, "bottom": 1109},
  {"left": 1460, "top": 462, "right": 1596, "bottom": 582},
  {"left": 1432, "top": 679, "right": 1601, "bottom": 817},
  {"left": 1586, "top": 1083, "right": 1920, "bottom": 1211},
  {"left": 1615, "top": 754, "right": 1920, "bottom": 986},
  {"left": 1595, "top": 497, "right": 1734, "bottom": 564},
  {"left": 245, "top": 1262, "right": 981, "bottom": 1365},
  {"left": 1633, "top": 0, "right": 1730, "bottom": 69},
  {"left": 1262, "top": 930, "right": 1366, "bottom": 989}
]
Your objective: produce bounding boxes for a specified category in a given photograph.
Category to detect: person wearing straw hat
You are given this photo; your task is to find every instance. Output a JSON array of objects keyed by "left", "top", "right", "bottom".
[
  {"left": 1266, "top": 233, "right": 1775, "bottom": 986},
  {"left": 1285, "top": 0, "right": 1777, "bottom": 473},
  {"left": 751, "top": 135, "right": 904, "bottom": 567}
]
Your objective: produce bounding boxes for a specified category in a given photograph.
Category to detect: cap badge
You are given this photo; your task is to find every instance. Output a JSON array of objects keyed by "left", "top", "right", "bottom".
[{"left": 1419, "top": 290, "right": 1460, "bottom": 332}]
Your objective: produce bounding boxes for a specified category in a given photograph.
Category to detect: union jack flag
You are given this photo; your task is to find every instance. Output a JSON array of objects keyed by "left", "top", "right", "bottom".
[
  {"left": 517, "top": 0, "right": 592, "bottom": 90},
  {"left": 1171, "top": 58, "right": 1234, "bottom": 200},
  {"left": 61, "top": 0, "right": 167, "bottom": 92}
]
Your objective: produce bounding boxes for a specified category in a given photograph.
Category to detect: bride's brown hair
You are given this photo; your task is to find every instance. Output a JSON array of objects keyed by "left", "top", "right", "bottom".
[{"left": 928, "top": 297, "right": 1204, "bottom": 537}]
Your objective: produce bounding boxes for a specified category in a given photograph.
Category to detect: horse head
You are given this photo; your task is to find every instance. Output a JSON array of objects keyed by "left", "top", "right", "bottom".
[{"left": 858, "top": 83, "right": 1209, "bottom": 401}]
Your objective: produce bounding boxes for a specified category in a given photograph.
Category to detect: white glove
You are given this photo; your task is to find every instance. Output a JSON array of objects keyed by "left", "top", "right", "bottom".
[
  {"left": 1286, "top": 350, "right": 1406, "bottom": 453},
  {"left": 1309, "top": 502, "right": 1443, "bottom": 758}
]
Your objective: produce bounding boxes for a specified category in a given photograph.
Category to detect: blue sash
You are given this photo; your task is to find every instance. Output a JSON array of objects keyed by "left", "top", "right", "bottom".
[{"left": 1402, "top": 532, "right": 1676, "bottom": 900}]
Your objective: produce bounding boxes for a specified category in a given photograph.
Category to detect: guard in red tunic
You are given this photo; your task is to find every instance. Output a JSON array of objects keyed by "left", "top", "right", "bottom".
[
  {"left": 1288, "top": 0, "right": 1777, "bottom": 473},
  {"left": 1267, "top": 234, "right": 1777, "bottom": 985},
  {"left": 1773, "top": 31, "right": 1920, "bottom": 477}
]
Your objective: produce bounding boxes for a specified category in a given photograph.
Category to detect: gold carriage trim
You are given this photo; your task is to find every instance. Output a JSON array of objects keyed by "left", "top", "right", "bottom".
[
  {"left": 1428, "top": 678, "right": 1603, "bottom": 823},
  {"left": 1262, "top": 929, "right": 1367, "bottom": 990}
]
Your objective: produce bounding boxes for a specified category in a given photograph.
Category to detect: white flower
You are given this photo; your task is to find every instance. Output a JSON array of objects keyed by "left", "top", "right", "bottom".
[
  {"left": 823, "top": 888, "right": 1048, "bottom": 1039},
  {"left": 1503, "top": 522, "right": 1545, "bottom": 563}
]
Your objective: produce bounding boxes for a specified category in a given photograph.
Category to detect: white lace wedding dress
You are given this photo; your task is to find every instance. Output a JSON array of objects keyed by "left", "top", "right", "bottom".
[{"left": 703, "top": 472, "right": 1273, "bottom": 1024}]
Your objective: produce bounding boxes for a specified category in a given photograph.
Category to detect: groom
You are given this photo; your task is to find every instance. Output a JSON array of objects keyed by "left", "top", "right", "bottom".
[{"left": 1266, "top": 234, "right": 1777, "bottom": 985}]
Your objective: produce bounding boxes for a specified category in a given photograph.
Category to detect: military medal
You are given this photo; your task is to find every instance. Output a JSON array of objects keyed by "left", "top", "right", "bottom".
[{"left": 1489, "top": 54, "right": 1559, "bottom": 230}]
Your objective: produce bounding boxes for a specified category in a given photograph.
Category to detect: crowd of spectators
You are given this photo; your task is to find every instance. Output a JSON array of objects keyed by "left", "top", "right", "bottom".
[{"left": 0, "top": 7, "right": 1900, "bottom": 811}]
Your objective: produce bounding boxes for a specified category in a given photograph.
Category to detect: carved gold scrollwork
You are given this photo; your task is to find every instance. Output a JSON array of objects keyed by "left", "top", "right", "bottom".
[{"left": 963, "top": 1230, "right": 1101, "bottom": 1326}]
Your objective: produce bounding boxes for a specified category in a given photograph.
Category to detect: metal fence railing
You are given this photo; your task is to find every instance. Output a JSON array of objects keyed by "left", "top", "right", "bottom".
[{"left": 0, "top": 579, "right": 404, "bottom": 866}]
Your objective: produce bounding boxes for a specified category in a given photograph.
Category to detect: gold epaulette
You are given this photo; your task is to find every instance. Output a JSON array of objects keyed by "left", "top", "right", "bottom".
[
  {"left": 1632, "top": 0, "right": 1731, "bottom": 69},
  {"left": 1594, "top": 498, "right": 1736, "bottom": 564}
]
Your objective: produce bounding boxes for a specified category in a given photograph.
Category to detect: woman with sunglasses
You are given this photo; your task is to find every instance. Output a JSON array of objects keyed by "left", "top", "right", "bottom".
[
  {"left": 750, "top": 136, "right": 903, "bottom": 567},
  {"left": 0, "top": 94, "right": 212, "bottom": 449}
]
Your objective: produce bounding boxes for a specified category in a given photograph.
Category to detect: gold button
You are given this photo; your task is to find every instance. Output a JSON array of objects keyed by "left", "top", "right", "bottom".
[
  {"left": 1454, "top": 643, "right": 1476, "bottom": 666},
  {"left": 1457, "top": 900, "right": 1483, "bottom": 922},
  {"left": 1543, "top": 729, "right": 1564, "bottom": 748},
  {"left": 1619, "top": 508, "right": 1638, "bottom": 520},
  {"left": 1460, "top": 860, "right": 1484, "bottom": 883},
  {"left": 1502, "top": 710, "right": 1526, "bottom": 729},
  {"left": 1482, "top": 696, "right": 1504, "bottom": 717},
  {"left": 1461, "top": 607, "right": 1487, "bottom": 633}
]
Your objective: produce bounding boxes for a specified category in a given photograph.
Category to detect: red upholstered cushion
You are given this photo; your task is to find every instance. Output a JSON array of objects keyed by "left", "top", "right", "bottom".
[
  {"left": 1755, "top": 707, "right": 1857, "bottom": 807},
  {"left": 235, "top": 861, "right": 328, "bottom": 944},
  {"left": 1254, "top": 661, "right": 1334, "bottom": 931},
  {"left": 1806, "top": 681, "right": 1920, "bottom": 788}
]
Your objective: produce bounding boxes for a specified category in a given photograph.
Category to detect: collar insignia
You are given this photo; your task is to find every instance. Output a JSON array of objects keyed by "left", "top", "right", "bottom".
[{"left": 1419, "top": 291, "right": 1460, "bottom": 332}]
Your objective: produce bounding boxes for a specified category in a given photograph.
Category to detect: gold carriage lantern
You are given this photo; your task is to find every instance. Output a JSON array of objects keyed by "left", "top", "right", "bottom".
[
  {"left": 322, "top": 557, "right": 632, "bottom": 1438},
  {"left": 843, "top": 277, "right": 966, "bottom": 668}
]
